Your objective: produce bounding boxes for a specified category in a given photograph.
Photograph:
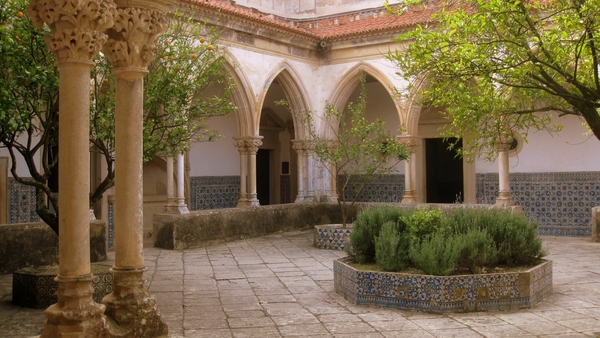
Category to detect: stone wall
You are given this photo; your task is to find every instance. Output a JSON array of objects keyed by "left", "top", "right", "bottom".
[
  {"left": 0, "top": 220, "right": 107, "bottom": 274},
  {"left": 153, "top": 203, "right": 363, "bottom": 250}
]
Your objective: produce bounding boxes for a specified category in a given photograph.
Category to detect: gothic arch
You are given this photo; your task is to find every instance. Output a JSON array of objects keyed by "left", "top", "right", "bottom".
[
  {"left": 223, "top": 51, "right": 257, "bottom": 137},
  {"left": 258, "top": 62, "right": 311, "bottom": 140},
  {"left": 327, "top": 62, "right": 403, "bottom": 138}
]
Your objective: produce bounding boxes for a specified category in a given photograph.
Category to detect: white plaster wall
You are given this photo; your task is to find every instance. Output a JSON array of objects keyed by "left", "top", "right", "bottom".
[
  {"left": 476, "top": 114, "right": 600, "bottom": 173},
  {"left": 188, "top": 114, "right": 239, "bottom": 176}
]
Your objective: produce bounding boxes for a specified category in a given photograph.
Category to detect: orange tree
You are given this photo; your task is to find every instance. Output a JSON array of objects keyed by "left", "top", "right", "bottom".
[{"left": 0, "top": 1, "right": 235, "bottom": 233}]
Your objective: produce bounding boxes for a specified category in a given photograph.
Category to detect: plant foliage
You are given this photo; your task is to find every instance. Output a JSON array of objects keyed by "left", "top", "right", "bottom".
[{"left": 388, "top": 0, "right": 600, "bottom": 160}]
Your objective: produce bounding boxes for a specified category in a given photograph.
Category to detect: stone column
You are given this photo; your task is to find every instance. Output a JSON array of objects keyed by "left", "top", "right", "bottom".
[
  {"left": 27, "top": 0, "right": 115, "bottom": 336},
  {"left": 304, "top": 142, "right": 317, "bottom": 202},
  {"left": 321, "top": 140, "right": 339, "bottom": 203},
  {"left": 246, "top": 137, "right": 263, "bottom": 207},
  {"left": 175, "top": 152, "right": 189, "bottom": 213},
  {"left": 292, "top": 140, "right": 306, "bottom": 203},
  {"left": 234, "top": 137, "right": 251, "bottom": 207},
  {"left": 165, "top": 156, "right": 176, "bottom": 211},
  {"left": 102, "top": 1, "right": 170, "bottom": 336},
  {"left": 398, "top": 135, "right": 420, "bottom": 204},
  {"left": 495, "top": 132, "right": 515, "bottom": 207}
]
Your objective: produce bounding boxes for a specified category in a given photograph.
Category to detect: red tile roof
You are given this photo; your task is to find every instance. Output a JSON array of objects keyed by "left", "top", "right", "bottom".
[{"left": 180, "top": 0, "right": 441, "bottom": 41}]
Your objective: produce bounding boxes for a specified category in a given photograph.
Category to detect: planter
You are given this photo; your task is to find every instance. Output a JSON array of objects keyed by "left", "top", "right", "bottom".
[
  {"left": 334, "top": 257, "right": 552, "bottom": 313},
  {"left": 314, "top": 224, "right": 353, "bottom": 251},
  {"left": 12, "top": 263, "right": 113, "bottom": 309}
]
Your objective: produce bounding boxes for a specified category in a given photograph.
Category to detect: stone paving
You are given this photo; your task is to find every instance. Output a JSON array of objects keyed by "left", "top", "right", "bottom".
[{"left": 2, "top": 229, "right": 600, "bottom": 337}]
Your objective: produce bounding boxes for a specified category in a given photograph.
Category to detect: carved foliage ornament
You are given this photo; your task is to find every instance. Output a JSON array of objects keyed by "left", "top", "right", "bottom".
[
  {"left": 103, "top": 7, "right": 168, "bottom": 69},
  {"left": 27, "top": 0, "right": 116, "bottom": 61},
  {"left": 245, "top": 140, "right": 262, "bottom": 154}
]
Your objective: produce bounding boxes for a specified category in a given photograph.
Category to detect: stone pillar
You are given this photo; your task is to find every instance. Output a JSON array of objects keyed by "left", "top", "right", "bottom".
[
  {"left": 165, "top": 156, "right": 176, "bottom": 211},
  {"left": 304, "top": 143, "right": 317, "bottom": 202},
  {"left": 398, "top": 136, "right": 420, "bottom": 204},
  {"left": 234, "top": 137, "right": 251, "bottom": 207},
  {"left": 175, "top": 153, "right": 189, "bottom": 213},
  {"left": 321, "top": 140, "right": 339, "bottom": 203},
  {"left": 292, "top": 140, "right": 306, "bottom": 203},
  {"left": 495, "top": 132, "right": 515, "bottom": 207},
  {"left": 246, "top": 137, "right": 263, "bottom": 207},
  {"left": 27, "top": 0, "right": 115, "bottom": 336},
  {"left": 102, "top": 1, "right": 170, "bottom": 336}
]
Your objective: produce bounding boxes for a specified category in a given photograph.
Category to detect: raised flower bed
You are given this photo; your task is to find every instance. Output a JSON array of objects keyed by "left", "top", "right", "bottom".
[{"left": 334, "top": 257, "right": 552, "bottom": 313}]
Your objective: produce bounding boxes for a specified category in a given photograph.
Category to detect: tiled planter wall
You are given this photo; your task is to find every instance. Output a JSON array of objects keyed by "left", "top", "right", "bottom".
[
  {"left": 334, "top": 257, "right": 552, "bottom": 313},
  {"left": 12, "top": 263, "right": 113, "bottom": 309},
  {"left": 314, "top": 224, "right": 353, "bottom": 251}
]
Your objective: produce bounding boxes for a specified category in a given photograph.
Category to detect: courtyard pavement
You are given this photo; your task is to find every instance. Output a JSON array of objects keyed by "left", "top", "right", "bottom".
[{"left": 1, "top": 229, "right": 600, "bottom": 337}]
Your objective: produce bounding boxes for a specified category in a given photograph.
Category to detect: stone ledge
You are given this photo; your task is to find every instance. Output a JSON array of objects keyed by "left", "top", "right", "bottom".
[
  {"left": 0, "top": 220, "right": 107, "bottom": 274},
  {"left": 334, "top": 257, "right": 552, "bottom": 313},
  {"left": 12, "top": 263, "right": 113, "bottom": 309}
]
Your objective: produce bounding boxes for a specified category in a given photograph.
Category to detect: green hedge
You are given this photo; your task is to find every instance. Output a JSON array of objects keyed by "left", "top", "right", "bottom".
[{"left": 347, "top": 206, "right": 545, "bottom": 275}]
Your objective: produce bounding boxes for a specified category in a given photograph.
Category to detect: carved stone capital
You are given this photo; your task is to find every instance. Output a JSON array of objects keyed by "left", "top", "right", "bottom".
[
  {"left": 27, "top": 0, "right": 117, "bottom": 62},
  {"left": 397, "top": 135, "right": 421, "bottom": 152},
  {"left": 245, "top": 139, "right": 263, "bottom": 154},
  {"left": 103, "top": 7, "right": 169, "bottom": 69},
  {"left": 496, "top": 131, "right": 514, "bottom": 152},
  {"left": 234, "top": 139, "right": 247, "bottom": 154}
]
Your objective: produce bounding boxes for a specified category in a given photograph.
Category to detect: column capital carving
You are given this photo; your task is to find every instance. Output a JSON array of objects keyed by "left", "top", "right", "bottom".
[
  {"left": 27, "top": 0, "right": 117, "bottom": 62},
  {"left": 496, "top": 131, "right": 514, "bottom": 152},
  {"left": 397, "top": 135, "right": 421, "bottom": 152},
  {"left": 245, "top": 138, "right": 263, "bottom": 154},
  {"left": 233, "top": 138, "right": 247, "bottom": 154},
  {"left": 103, "top": 6, "right": 169, "bottom": 69}
]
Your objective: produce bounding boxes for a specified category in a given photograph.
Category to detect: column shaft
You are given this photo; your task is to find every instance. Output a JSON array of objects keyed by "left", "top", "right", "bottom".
[
  {"left": 58, "top": 61, "right": 93, "bottom": 276},
  {"left": 166, "top": 156, "right": 175, "bottom": 205},
  {"left": 114, "top": 74, "right": 145, "bottom": 268}
]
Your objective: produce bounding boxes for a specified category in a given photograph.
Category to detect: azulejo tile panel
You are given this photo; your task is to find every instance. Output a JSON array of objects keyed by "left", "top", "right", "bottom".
[
  {"left": 339, "top": 175, "right": 405, "bottom": 203},
  {"left": 334, "top": 257, "right": 552, "bottom": 313},
  {"left": 314, "top": 225, "right": 352, "bottom": 250},
  {"left": 8, "top": 178, "right": 39, "bottom": 224},
  {"left": 476, "top": 171, "right": 600, "bottom": 237},
  {"left": 189, "top": 176, "right": 240, "bottom": 211}
]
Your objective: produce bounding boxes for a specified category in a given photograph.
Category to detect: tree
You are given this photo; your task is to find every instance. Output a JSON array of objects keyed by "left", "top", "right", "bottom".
[
  {"left": 0, "top": 0, "right": 59, "bottom": 232},
  {"left": 290, "top": 75, "right": 409, "bottom": 227},
  {"left": 89, "top": 10, "right": 235, "bottom": 208},
  {"left": 0, "top": 1, "right": 235, "bottom": 233},
  {"left": 388, "top": 0, "right": 600, "bottom": 160}
]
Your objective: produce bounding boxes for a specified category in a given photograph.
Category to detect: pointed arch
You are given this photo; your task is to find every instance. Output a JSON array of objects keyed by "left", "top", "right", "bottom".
[
  {"left": 258, "top": 62, "right": 311, "bottom": 140},
  {"left": 327, "top": 62, "right": 404, "bottom": 138},
  {"left": 223, "top": 51, "right": 258, "bottom": 137}
]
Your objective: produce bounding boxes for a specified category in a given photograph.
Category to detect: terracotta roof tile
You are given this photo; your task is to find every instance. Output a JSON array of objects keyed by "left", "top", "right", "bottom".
[{"left": 181, "top": 0, "right": 441, "bottom": 41}]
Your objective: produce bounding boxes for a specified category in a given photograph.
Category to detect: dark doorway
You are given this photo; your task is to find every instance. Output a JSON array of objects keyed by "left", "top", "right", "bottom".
[
  {"left": 425, "top": 138, "right": 463, "bottom": 203},
  {"left": 256, "top": 149, "right": 270, "bottom": 205}
]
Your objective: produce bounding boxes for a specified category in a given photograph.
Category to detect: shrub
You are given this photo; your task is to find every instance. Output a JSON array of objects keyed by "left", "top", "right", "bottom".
[
  {"left": 409, "top": 232, "right": 462, "bottom": 276},
  {"left": 375, "top": 221, "right": 410, "bottom": 271},
  {"left": 458, "top": 229, "right": 498, "bottom": 274},
  {"left": 402, "top": 207, "right": 448, "bottom": 242},
  {"left": 446, "top": 207, "right": 544, "bottom": 266},
  {"left": 348, "top": 205, "right": 412, "bottom": 264}
]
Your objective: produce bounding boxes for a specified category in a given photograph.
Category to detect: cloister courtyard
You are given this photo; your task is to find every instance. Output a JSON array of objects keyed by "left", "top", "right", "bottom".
[{"left": 2, "top": 229, "right": 600, "bottom": 338}]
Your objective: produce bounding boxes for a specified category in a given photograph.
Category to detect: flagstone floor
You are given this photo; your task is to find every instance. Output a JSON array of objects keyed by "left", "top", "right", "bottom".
[{"left": 1, "top": 229, "right": 600, "bottom": 337}]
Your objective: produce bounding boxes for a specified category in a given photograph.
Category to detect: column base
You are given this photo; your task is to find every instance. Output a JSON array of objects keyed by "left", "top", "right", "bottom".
[
  {"left": 320, "top": 193, "right": 338, "bottom": 203},
  {"left": 165, "top": 204, "right": 189, "bottom": 214},
  {"left": 294, "top": 195, "right": 305, "bottom": 203},
  {"left": 236, "top": 198, "right": 252, "bottom": 208},
  {"left": 40, "top": 274, "right": 108, "bottom": 338},
  {"left": 401, "top": 191, "right": 419, "bottom": 204},
  {"left": 102, "top": 267, "right": 167, "bottom": 338},
  {"left": 248, "top": 198, "right": 260, "bottom": 208},
  {"left": 495, "top": 192, "right": 515, "bottom": 207}
]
